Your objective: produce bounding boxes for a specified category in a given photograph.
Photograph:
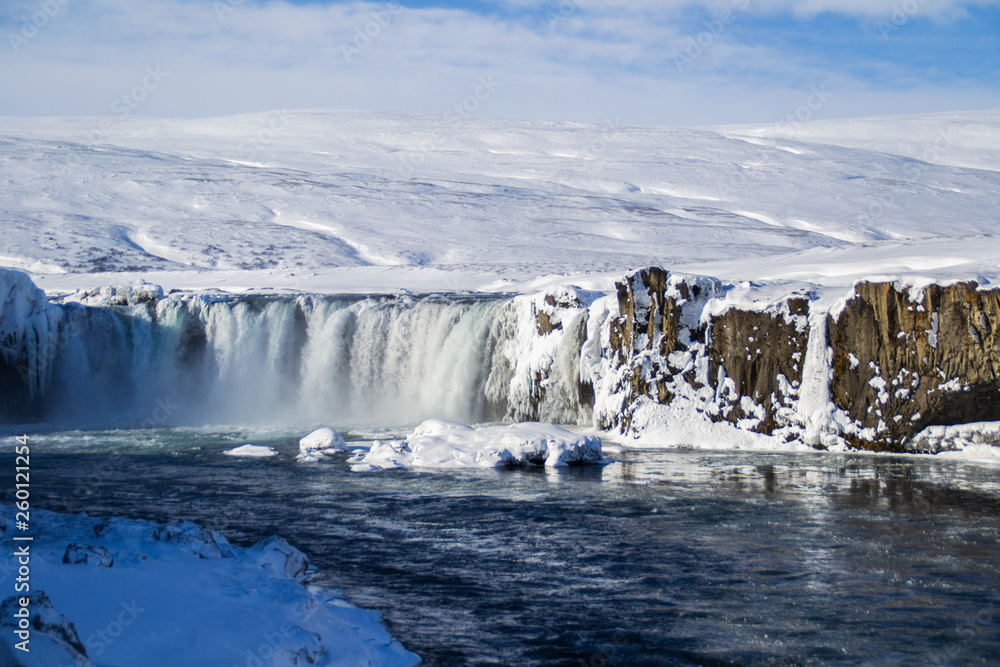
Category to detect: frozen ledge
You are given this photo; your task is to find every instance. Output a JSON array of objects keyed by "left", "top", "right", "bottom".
[{"left": 0, "top": 507, "right": 419, "bottom": 667}]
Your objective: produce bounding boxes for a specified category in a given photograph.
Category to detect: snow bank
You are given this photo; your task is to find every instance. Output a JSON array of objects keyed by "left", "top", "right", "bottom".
[
  {"left": 66, "top": 281, "right": 165, "bottom": 307},
  {"left": 297, "top": 427, "right": 348, "bottom": 462},
  {"left": 224, "top": 443, "right": 278, "bottom": 457},
  {"left": 619, "top": 396, "right": 816, "bottom": 452},
  {"left": 909, "top": 422, "right": 1000, "bottom": 462},
  {"left": 352, "top": 419, "right": 604, "bottom": 470},
  {"left": 0, "top": 507, "right": 419, "bottom": 667}
]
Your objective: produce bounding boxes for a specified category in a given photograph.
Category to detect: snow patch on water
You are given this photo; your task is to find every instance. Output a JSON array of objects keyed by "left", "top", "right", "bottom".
[
  {"left": 351, "top": 419, "right": 603, "bottom": 470},
  {"left": 224, "top": 443, "right": 278, "bottom": 457}
]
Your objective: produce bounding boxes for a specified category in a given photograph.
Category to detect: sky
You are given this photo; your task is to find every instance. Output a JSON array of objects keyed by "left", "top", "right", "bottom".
[{"left": 0, "top": 0, "right": 998, "bottom": 126}]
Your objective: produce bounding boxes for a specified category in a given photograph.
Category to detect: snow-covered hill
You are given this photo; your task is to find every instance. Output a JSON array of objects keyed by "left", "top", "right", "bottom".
[{"left": 1, "top": 109, "right": 998, "bottom": 298}]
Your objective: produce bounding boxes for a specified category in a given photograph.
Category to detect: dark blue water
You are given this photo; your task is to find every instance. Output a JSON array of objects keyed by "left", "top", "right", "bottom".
[{"left": 8, "top": 429, "right": 1000, "bottom": 666}]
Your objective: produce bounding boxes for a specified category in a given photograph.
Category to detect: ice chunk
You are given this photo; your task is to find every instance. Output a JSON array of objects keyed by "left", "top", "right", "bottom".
[
  {"left": 224, "top": 444, "right": 278, "bottom": 457},
  {"left": 353, "top": 419, "right": 603, "bottom": 470},
  {"left": 297, "top": 427, "right": 347, "bottom": 462}
]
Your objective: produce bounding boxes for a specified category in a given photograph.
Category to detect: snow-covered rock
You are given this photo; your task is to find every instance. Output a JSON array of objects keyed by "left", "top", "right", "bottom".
[
  {"left": 93, "top": 516, "right": 233, "bottom": 560},
  {"left": 62, "top": 543, "right": 115, "bottom": 567},
  {"left": 909, "top": 421, "right": 1000, "bottom": 459},
  {"left": 0, "top": 590, "right": 89, "bottom": 666},
  {"left": 70, "top": 281, "right": 165, "bottom": 306},
  {"left": 297, "top": 427, "right": 347, "bottom": 462},
  {"left": 224, "top": 444, "right": 278, "bottom": 457},
  {"left": 244, "top": 535, "right": 310, "bottom": 580},
  {"left": 352, "top": 419, "right": 604, "bottom": 470}
]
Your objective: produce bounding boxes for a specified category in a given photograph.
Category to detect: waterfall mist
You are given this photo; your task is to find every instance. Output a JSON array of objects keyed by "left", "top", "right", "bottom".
[{"left": 1, "top": 292, "right": 592, "bottom": 430}]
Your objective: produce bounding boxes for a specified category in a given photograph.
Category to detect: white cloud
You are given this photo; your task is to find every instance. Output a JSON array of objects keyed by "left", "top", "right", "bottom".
[{"left": 0, "top": 0, "right": 997, "bottom": 124}]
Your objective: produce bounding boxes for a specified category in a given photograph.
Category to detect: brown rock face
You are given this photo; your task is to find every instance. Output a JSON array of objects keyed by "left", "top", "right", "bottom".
[
  {"left": 603, "top": 268, "right": 717, "bottom": 431},
  {"left": 829, "top": 281, "right": 1000, "bottom": 451},
  {"left": 708, "top": 300, "right": 809, "bottom": 434},
  {"left": 604, "top": 267, "right": 809, "bottom": 436}
]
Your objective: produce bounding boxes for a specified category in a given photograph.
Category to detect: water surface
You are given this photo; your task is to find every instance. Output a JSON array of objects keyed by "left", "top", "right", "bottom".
[{"left": 9, "top": 429, "right": 1000, "bottom": 666}]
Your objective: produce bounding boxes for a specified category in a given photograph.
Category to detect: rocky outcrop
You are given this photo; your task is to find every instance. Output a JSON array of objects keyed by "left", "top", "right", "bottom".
[
  {"left": 599, "top": 272, "right": 1000, "bottom": 452},
  {"left": 593, "top": 267, "right": 719, "bottom": 432},
  {"left": 0, "top": 590, "right": 89, "bottom": 663},
  {"left": 708, "top": 300, "right": 809, "bottom": 434},
  {"left": 829, "top": 281, "right": 1000, "bottom": 451},
  {"left": 63, "top": 543, "right": 115, "bottom": 567},
  {"left": 595, "top": 267, "right": 810, "bottom": 438}
]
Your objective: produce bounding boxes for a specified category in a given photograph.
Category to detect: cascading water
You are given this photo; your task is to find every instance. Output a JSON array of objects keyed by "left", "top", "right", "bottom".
[{"left": 0, "top": 279, "right": 593, "bottom": 429}]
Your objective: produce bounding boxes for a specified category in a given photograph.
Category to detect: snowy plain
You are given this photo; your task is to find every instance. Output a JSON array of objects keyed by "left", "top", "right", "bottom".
[{"left": 0, "top": 108, "right": 998, "bottom": 306}]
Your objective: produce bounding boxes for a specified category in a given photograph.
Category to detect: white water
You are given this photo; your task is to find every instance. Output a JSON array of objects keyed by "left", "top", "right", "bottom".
[{"left": 1, "top": 289, "right": 590, "bottom": 429}]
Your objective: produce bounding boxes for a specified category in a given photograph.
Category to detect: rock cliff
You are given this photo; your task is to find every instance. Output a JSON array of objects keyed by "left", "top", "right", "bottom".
[
  {"left": 829, "top": 281, "right": 1000, "bottom": 451},
  {"left": 597, "top": 270, "right": 1000, "bottom": 452},
  {"left": 2, "top": 267, "right": 999, "bottom": 455}
]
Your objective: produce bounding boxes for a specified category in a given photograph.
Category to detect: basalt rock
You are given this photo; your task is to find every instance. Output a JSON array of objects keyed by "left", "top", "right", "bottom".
[
  {"left": 829, "top": 281, "right": 1000, "bottom": 451},
  {"left": 708, "top": 300, "right": 809, "bottom": 434},
  {"left": 600, "top": 268, "right": 720, "bottom": 431},
  {"left": 604, "top": 267, "right": 812, "bottom": 436}
]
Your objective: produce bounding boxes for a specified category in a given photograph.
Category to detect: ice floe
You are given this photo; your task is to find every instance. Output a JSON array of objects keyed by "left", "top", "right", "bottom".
[{"left": 351, "top": 419, "right": 604, "bottom": 470}]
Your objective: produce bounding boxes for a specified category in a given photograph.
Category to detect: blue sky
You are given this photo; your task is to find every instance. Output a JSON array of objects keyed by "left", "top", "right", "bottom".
[{"left": 1, "top": 0, "right": 997, "bottom": 125}]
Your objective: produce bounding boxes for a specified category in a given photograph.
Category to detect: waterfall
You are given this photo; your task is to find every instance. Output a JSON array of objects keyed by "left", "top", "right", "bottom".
[{"left": 0, "top": 283, "right": 592, "bottom": 429}]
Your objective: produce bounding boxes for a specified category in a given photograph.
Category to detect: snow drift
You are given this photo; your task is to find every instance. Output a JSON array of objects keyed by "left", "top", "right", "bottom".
[{"left": 0, "top": 506, "right": 418, "bottom": 667}]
